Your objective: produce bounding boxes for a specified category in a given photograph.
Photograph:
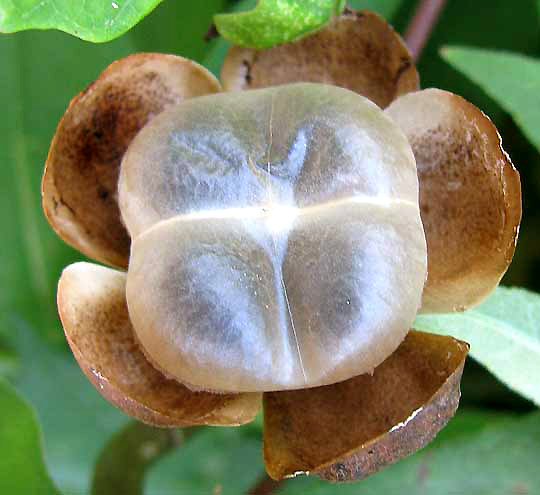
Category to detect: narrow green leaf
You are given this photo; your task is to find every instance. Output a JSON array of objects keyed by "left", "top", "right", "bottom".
[
  {"left": 414, "top": 287, "right": 540, "bottom": 406},
  {"left": 0, "top": 0, "right": 162, "bottom": 42},
  {"left": 280, "top": 409, "right": 540, "bottom": 494},
  {"left": 0, "top": 377, "right": 59, "bottom": 495},
  {"left": 214, "top": 0, "right": 346, "bottom": 49},
  {"left": 441, "top": 46, "right": 540, "bottom": 149}
]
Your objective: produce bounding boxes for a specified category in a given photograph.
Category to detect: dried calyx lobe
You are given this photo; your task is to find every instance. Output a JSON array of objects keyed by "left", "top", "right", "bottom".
[
  {"left": 42, "top": 54, "right": 221, "bottom": 269},
  {"left": 119, "top": 83, "right": 427, "bottom": 393}
]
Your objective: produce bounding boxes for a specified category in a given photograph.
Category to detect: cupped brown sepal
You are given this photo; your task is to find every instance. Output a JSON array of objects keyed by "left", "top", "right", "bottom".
[
  {"left": 221, "top": 10, "right": 418, "bottom": 108},
  {"left": 263, "top": 331, "right": 468, "bottom": 481},
  {"left": 386, "top": 89, "right": 522, "bottom": 312},
  {"left": 57, "top": 262, "right": 261, "bottom": 427},
  {"left": 43, "top": 54, "right": 222, "bottom": 268}
]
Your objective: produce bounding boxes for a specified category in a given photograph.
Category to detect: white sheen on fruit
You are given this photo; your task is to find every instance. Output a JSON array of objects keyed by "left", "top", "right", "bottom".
[{"left": 119, "top": 83, "right": 427, "bottom": 392}]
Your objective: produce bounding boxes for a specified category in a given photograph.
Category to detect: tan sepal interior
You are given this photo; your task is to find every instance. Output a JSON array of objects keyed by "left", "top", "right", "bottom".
[
  {"left": 263, "top": 330, "right": 468, "bottom": 481},
  {"left": 57, "top": 262, "right": 261, "bottom": 427},
  {"left": 386, "top": 88, "right": 522, "bottom": 312},
  {"left": 43, "top": 53, "right": 222, "bottom": 268},
  {"left": 221, "top": 10, "right": 418, "bottom": 108}
]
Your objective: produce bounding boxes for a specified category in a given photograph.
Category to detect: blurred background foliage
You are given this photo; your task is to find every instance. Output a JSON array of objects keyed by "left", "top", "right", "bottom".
[{"left": 1, "top": 0, "right": 540, "bottom": 494}]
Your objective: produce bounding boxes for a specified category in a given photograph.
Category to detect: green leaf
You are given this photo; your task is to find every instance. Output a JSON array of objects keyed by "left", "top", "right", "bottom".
[
  {"left": 214, "top": 0, "right": 346, "bottom": 49},
  {"left": 280, "top": 409, "right": 540, "bottom": 494},
  {"left": 441, "top": 46, "right": 540, "bottom": 149},
  {"left": 414, "top": 287, "right": 540, "bottom": 406},
  {"left": 6, "top": 317, "right": 127, "bottom": 494},
  {"left": 0, "top": 377, "right": 59, "bottom": 495},
  {"left": 146, "top": 426, "right": 264, "bottom": 495},
  {"left": 0, "top": 0, "right": 163, "bottom": 42}
]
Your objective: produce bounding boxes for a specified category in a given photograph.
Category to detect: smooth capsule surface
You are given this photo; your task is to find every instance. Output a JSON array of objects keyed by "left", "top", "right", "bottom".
[{"left": 120, "top": 83, "right": 427, "bottom": 392}]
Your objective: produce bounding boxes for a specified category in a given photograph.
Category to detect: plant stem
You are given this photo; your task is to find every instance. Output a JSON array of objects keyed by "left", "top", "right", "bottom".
[
  {"left": 247, "top": 473, "right": 286, "bottom": 495},
  {"left": 91, "top": 422, "right": 202, "bottom": 495},
  {"left": 403, "top": 0, "right": 448, "bottom": 62}
]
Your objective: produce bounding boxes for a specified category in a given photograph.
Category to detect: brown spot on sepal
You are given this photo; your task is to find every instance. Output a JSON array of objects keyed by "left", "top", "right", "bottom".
[
  {"left": 386, "top": 89, "right": 522, "bottom": 312},
  {"left": 263, "top": 331, "right": 468, "bottom": 481},
  {"left": 221, "top": 10, "right": 418, "bottom": 108},
  {"left": 243, "top": 59, "right": 253, "bottom": 84}
]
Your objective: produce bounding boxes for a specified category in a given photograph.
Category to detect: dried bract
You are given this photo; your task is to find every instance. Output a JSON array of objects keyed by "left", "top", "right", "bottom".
[
  {"left": 43, "top": 54, "right": 221, "bottom": 268},
  {"left": 221, "top": 11, "right": 418, "bottom": 108}
]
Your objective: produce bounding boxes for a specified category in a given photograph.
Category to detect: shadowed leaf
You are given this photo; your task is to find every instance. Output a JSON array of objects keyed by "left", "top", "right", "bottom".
[{"left": 0, "top": 341, "right": 18, "bottom": 379}]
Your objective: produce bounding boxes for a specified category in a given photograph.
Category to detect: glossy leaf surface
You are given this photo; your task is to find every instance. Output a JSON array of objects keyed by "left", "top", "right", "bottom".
[
  {"left": 214, "top": 0, "right": 346, "bottom": 48},
  {"left": 0, "top": 0, "right": 162, "bottom": 42}
]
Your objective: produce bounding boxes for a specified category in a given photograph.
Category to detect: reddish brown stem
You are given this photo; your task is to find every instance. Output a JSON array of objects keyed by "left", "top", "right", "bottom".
[
  {"left": 404, "top": 0, "right": 448, "bottom": 62},
  {"left": 247, "top": 474, "right": 286, "bottom": 495}
]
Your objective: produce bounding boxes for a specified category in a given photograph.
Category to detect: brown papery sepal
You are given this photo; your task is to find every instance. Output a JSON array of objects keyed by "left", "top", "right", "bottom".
[
  {"left": 221, "top": 10, "right": 418, "bottom": 108},
  {"left": 263, "top": 331, "right": 468, "bottom": 481},
  {"left": 43, "top": 54, "right": 221, "bottom": 268},
  {"left": 58, "top": 262, "right": 261, "bottom": 427},
  {"left": 386, "top": 89, "right": 521, "bottom": 312}
]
